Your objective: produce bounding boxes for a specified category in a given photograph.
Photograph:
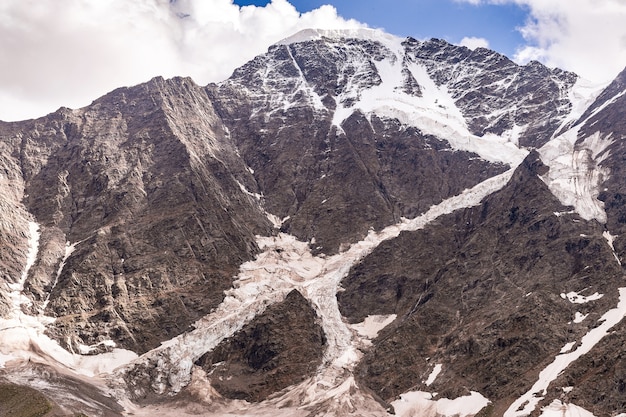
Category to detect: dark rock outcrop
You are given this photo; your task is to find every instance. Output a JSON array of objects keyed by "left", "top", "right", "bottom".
[{"left": 195, "top": 289, "right": 326, "bottom": 402}]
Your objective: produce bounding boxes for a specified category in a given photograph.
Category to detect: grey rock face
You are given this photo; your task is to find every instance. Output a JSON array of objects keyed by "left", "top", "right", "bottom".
[{"left": 2, "top": 77, "right": 274, "bottom": 353}]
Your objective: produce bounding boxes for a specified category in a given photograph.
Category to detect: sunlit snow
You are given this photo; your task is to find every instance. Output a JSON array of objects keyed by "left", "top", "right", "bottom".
[
  {"left": 391, "top": 390, "right": 490, "bottom": 417},
  {"left": 425, "top": 363, "right": 443, "bottom": 386},
  {"left": 41, "top": 240, "right": 78, "bottom": 311},
  {"left": 539, "top": 399, "right": 595, "bottom": 417},
  {"left": 350, "top": 314, "right": 397, "bottom": 340},
  {"left": 573, "top": 312, "right": 588, "bottom": 323},
  {"left": 603, "top": 230, "right": 621, "bottom": 265},
  {"left": 331, "top": 40, "right": 528, "bottom": 166},
  {"left": 560, "top": 291, "right": 604, "bottom": 304},
  {"left": 505, "top": 287, "right": 626, "bottom": 416}
]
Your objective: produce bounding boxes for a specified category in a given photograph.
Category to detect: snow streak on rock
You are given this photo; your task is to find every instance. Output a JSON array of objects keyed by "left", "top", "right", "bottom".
[
  {"left": 603, "top": 231, "right": 622, "bottom": 265},
  {"left": 505, "top": 287, "right": 626, "bottom": 417},
  {"left": 41, "top": 241, "right": 78, "bottom": 312},
  {"left": 6, "top": 221, "right": 40, "bottom": 316}
]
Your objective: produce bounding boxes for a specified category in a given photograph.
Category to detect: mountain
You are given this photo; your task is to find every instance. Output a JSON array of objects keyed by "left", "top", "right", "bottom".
[{"left": 1, "top": 28, "right": 625, "bottom": 416}]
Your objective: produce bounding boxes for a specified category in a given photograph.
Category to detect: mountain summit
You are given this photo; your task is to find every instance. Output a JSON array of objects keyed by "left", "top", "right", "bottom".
[{"left": 1, "top": 28, "right": 626, "bottom": 416}]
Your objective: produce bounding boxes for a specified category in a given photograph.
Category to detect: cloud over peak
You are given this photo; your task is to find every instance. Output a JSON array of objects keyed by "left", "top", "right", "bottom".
[
  {"left": 0, "top": 0, "right": 364, "bottom": 121},
  {"left": 456, "top": 0, "right": 626, "bottom": 83}
]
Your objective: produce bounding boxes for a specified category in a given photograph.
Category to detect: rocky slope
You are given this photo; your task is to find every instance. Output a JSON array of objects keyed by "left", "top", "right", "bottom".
[{"left": 0, "top": 28, "right": 625, "bottom": 417}]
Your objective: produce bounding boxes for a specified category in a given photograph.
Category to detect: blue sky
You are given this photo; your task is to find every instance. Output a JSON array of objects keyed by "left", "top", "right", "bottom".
[{"left": 234, "top": 0, "right": 528, "bottom": 59}]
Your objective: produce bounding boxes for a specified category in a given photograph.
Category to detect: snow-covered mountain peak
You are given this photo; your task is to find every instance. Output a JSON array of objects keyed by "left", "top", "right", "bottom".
[{"left": 275, "top": 27, "right": 404, "bottom": 52}]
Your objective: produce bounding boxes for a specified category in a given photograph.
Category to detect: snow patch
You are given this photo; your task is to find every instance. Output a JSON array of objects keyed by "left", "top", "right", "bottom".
[
  {"left": 560, "top": 342, "right": 576, "bottom": 353},
  {"left": 425, "top": 363, "right": 442, "bottom": 386},
  {"left": 573, "top": 312, "right": 588, "bottom": 323},
  {"left": 539, "top": 399, "right": 595, "bottom": 417},
  {"left": 391, "top": 390, "right": 490, "bottom": 417},
  {"left": 561, "top": 291, "right": 603, "bottom": 304},
  {"left": 265, "top": 213, "right": 289, "bottom": 229},
  {"left": 350, "top": 314, "right": 396, "bottom": 339},
  {"left": 603, "top": 231, "right": 621, "bottom": 265},
  {"left": 235, "top": 179, "right": 262, "bottom": 200}
]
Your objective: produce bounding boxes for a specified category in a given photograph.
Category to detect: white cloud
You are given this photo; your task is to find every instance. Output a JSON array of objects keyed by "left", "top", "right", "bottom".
[
  {"left": 455, "top": 0, "right": 626, "bottom": 83},
  {"left": 0, "top": 0, "right": 364, "bottom": 121},
  {"left": 459, "top": 36, "right": 490, "bottom": 50}
]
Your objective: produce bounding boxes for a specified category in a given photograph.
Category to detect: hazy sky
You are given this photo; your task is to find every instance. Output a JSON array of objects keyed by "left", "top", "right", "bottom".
[{"left": 1, "top": 0, "right": 625, "bottom": 121}]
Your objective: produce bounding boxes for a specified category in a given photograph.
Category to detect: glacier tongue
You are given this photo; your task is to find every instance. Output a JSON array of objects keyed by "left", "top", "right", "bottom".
[
  {"left": 117, "top": 167, "right": 517, "bottom": 415},
  {"left": 538, "top": 129, "right": 611, "bottom": 223}
]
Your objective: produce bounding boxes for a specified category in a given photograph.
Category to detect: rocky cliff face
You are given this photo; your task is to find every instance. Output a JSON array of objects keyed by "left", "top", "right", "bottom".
[
  {"left": 1, "top": 77, "right": 275, "bottom": 354},
  {"left": 1, "top": 28, "right": 625, "bottom": 417}
]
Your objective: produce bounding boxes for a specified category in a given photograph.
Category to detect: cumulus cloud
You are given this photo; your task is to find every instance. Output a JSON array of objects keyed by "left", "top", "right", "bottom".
[
  {"left": 455, "top": 0, "right": 626, "bottom": 83},
  {"left": 0, "top": 0, "right": 364, "bottom": 121},
  {"left": 459, "top": 36, "right": 490, "bottom": 50}
]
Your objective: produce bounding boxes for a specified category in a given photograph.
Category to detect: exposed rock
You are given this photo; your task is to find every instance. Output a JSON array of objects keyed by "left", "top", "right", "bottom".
[
  {"left": 340, "top": 152, "right": 623, "bottom": 411},
  {"left": 195, "top": 289, "right": 326, "bottom": 402},
  {"left": 2, "top": 77, "right": 275, "bottom": 353},
  {"left": 210, "top": 36, "right": 509, "bottom": 254},
  {"left": 405, "top": 38, "right": 578, "bottom": 148}
]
